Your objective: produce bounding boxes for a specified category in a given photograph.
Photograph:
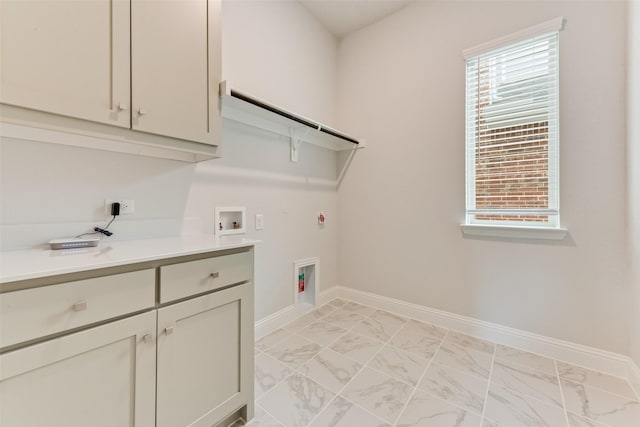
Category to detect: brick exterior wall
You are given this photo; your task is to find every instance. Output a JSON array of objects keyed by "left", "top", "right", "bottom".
[{"left": 474, "top": 122, "right": 549, "bottom": 223}]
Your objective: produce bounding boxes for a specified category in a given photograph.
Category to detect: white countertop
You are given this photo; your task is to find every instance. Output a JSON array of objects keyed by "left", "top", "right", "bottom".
[{"left": 0, "top": 235, "right": 259, "bottom": 284}]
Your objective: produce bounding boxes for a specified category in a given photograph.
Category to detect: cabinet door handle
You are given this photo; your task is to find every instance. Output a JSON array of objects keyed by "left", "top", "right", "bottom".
[
  {"left": 143, "top": 333, "right": 153, "bottom": 344},
  {"left": 165, "top": 326, "right": 174, "bottom": 335},
  {"left": 210, "top": 272, "right": 219, "bottom": 279},
  {"left": 138, "top": 108, "right": 147, "bottom": 116},
  {"left": 72, "top": 302, "right": 87, "bottom": 312},
  {"left": 112, "top": 103, "right": 128, "bottom": 112}
]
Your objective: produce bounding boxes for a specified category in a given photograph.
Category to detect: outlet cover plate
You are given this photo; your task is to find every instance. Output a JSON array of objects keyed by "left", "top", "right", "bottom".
[{"left": 104, "top": 199, "right": 134, "bottom": 215}]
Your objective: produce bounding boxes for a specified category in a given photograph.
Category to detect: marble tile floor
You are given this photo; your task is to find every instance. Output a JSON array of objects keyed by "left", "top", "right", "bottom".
[{"left": 244, "top": 299, "right": 640, "bottom": 427}]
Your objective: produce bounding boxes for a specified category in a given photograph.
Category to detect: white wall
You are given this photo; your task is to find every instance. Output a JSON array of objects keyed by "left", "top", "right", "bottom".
[
  {"left": 0, "top": 0, "right": 339, "bottom": 321},
  {"left": 337, "top": 1, "right": 630, "bottom": 353},
  {"left": 628, "top": 0, "right": 640, "bottom": 367},
  {"left": 222, "top": 0, "right": 337, "bottom": 125}
]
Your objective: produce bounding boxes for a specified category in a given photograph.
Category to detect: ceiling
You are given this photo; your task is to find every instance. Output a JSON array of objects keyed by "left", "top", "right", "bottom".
[{"left": 298, "top": 0, "right": 413, "bottom": 38}]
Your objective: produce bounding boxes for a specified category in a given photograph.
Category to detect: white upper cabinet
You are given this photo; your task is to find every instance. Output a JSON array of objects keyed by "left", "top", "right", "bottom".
[
  {"left": 132, "top": 0, "right": 221, "bottom": 145},
  {"left": 0, "top": 0, "right": 221, "bottom": 159},
  {"left": 0, "top": 0, "right": 131, "bottom": 128}
]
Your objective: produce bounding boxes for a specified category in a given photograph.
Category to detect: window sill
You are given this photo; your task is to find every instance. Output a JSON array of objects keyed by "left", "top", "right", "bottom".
[{"left": 460, "top": 224, "right": 569, "bottom": 240}]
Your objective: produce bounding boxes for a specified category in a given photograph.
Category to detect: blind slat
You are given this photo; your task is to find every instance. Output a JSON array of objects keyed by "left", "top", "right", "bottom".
[{"left": 465, "top": 30, "right": 560, "bottom": 227}]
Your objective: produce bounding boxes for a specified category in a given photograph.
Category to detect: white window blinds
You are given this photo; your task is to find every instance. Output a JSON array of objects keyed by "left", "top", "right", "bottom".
[{"left": 465, "top": 20, "right": 563, "bottom": 228}]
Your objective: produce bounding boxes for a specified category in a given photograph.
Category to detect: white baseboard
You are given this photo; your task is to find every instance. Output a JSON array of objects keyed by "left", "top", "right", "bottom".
[
  {"left": 629, "top": 359, "right": 640, "bottom": 398},
  {"left": 337, "top": 286, "right": 637, "bottom": 381},
  {"left": 254, "top": 284, "right": 638, "bottom": 385},
  {"left": 254, "top": 286, "right": 341, "bottom": 339},
  {"left": 254, "top": 305, "right": 297, "bottom": 340},
  {"left": 317, "top": 286, "right": 341, "bottom": 306}
]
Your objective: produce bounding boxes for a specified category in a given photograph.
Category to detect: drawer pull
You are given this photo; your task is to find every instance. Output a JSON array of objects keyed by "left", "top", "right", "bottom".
[
  {"left": 143, "top": 334, "right": 153, "bottom": 344},
  {"left": 72, "top": 302, "right": 87, "bottom": 312},
  {"left": 210, "top": 272, "right": 219, "bottom": 279},
  {"left": 165, "top": 326, "right": 174, "bottom": 336}
]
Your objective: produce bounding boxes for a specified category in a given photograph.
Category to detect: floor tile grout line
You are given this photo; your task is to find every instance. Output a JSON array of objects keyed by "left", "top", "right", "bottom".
[
  {"left": 293, "top": 321, "right": 350, "bottom": 349},
  {"left": 270, "top": 304, "right": 382, "bottom": 371},
  {"left": 255, "top": 313, "right": 339, "bottom": 409},
  {"left": 284, "top": 300, "right": 468, "bottom": 409},
  {"left": 339, "top": 299, "right": 640, "bottom": 409},
  {"left": 395, "top": 334, "right": 494, "bottom": 416},
  {"left": 479, "top": 342, "right": 497, "bottom": 424},
  {"left": 391, "top": 329, "right": 451, "bottom": 426},
  {"left": 495, "top": 343, "right": 561, "bottom": 369},
  {"left": 556, "top": 358, "right": 637, "bottom": 383},
  {"left": 560, "top": 376, "right": 640, "bottom": 403},
  {"left": 563, "top": 411, "right": 615, "bottom": 427},
  {"left": 267, "top": 301, "right": 366, "bottom": 357},
  {"left": 258, "top": 301, "right": 449, "bottom": 421},
  {"left": 342, "top": 297, "right": 640, "bottom": 397},
  {"left": 258, "top": 368, "right": 339, "bottom": 427},
  {"left": 262, "top": 302, "right": 499, "bottom": 426},
  {"left": 291, "top": 303, "right": 385, "bottom": 354},
  {"left": 426, "top": 353, "right": 492, "bottom": 383},
  {"left": 272, "top": 299, "right": 638, "bottom": 392},
  {"left": 256, "top": 328, "right": 300, "bottom": 353},
  {"left": 296, "top": 298, "right": 436, "bottom": 363},
  {"left": 489, "top": 359, "right": 566, "bottom": 409},
  {"left": 415, "top": 386, "right": 494, "bottom": 423},
  {"left": 296, "top": 304, "right": 410, "bottom": 427},
  {"left": 255, "top": 301, "right": 500, "bottom": 426},
  {"left": 251, "top": 302, "right": 359, "bottom": 425},
  {"left": 257, "top": 300, "right": 394, "bottom": 427},
  {"left": 555, "top": 358, "right": 640, "bottom": 402},
  {"left": 254, "top": 357, "right": 297, "bottom": 402},
  {"left": 486, "top": 362, "right": 578, "bottom": 418},
  {"left": 256, "top": 301, "right": 639, "bottom": 427},
  {"left": 555, "top": 359, "right": 572, "bottom": 427},
  {"left": 252, "top": 400, "right": 287, "bottom": 426},
  {"left": 354, "top": 315, "right": 417, "bottom": 381},
  {"left": 318, "top": 313, "right": 413, "bottom": 383},
  {"left": 301, "top": 379, "right": 391, "bottom": 427},
  {"left": 326, "top": 311, "right": 422, "bottom": 426},
  {"left": 336, "top": 394, "right": 395, "bottom": 425},
  {"left": 493, "top": 353, "right": 559, "bottom": 377}
]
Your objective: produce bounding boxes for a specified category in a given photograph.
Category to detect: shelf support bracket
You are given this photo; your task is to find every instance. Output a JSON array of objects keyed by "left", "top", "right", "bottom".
[{"left": 290, "top": 127, "right": 311, "bottom": 162}]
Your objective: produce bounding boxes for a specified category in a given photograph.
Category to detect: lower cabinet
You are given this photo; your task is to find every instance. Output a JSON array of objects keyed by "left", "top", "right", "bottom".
[
  {"left": 0, "top": 247, "right": 254, "bottom": 427},
  {"left": 157, "top": 283, "right": 254, "bottom": 427},
  {"left": 0, "top": 311, "right": 157, "bottom": 427}
]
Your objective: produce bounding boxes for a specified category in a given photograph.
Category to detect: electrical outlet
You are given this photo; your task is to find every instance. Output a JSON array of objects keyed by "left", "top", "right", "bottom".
[
  {"left": 255, "top": 214, "right": 264, "bottom": 230},
  {"left": 105, "top": 199, "right": 135, "bottom": 215}
]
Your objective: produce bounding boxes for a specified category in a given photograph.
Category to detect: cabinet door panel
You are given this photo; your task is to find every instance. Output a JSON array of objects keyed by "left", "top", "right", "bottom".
[
  {"left": 157, "top": 283, "right": 253, "bottom": 427},
  {"left": 0, "top": 312, "right": 156, "bottom": 427},
  {"left": 131, "top": 0, "right": 220, "bottom": 144},
  {"left": 0, "top": 0, "right": 130, "bottom": 127}
]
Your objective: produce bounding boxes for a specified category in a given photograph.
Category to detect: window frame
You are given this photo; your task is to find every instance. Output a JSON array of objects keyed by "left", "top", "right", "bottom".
[{"left": 461, "top": 18, "right": 568, "bottom": 240}]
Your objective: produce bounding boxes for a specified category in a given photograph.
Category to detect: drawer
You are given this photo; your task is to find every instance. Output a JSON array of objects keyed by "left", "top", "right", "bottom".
[
  {"left": 0, "top": 269, "right": 155, "bottom": 349},
  {"left": 160, "top": 251, "right": 252, "bottom": 303}
]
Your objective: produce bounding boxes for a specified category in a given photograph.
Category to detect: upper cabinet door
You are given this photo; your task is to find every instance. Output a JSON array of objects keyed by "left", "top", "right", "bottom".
[
  {"left": 131, "top": 0, "right": 221, "bottom": 145},
  {"left": 0, "top": 0, "right": 130, "bottom": 128}
]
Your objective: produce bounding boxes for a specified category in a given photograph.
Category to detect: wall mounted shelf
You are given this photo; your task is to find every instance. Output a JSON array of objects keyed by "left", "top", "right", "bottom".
[{"left": 220, "top": 81, "right": 364, "bottom": 161}]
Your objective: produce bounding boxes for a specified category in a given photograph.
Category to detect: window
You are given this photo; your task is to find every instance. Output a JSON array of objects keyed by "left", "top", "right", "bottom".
[{"left": 464, "top": 18, "right": 565, "bottom": 233}]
